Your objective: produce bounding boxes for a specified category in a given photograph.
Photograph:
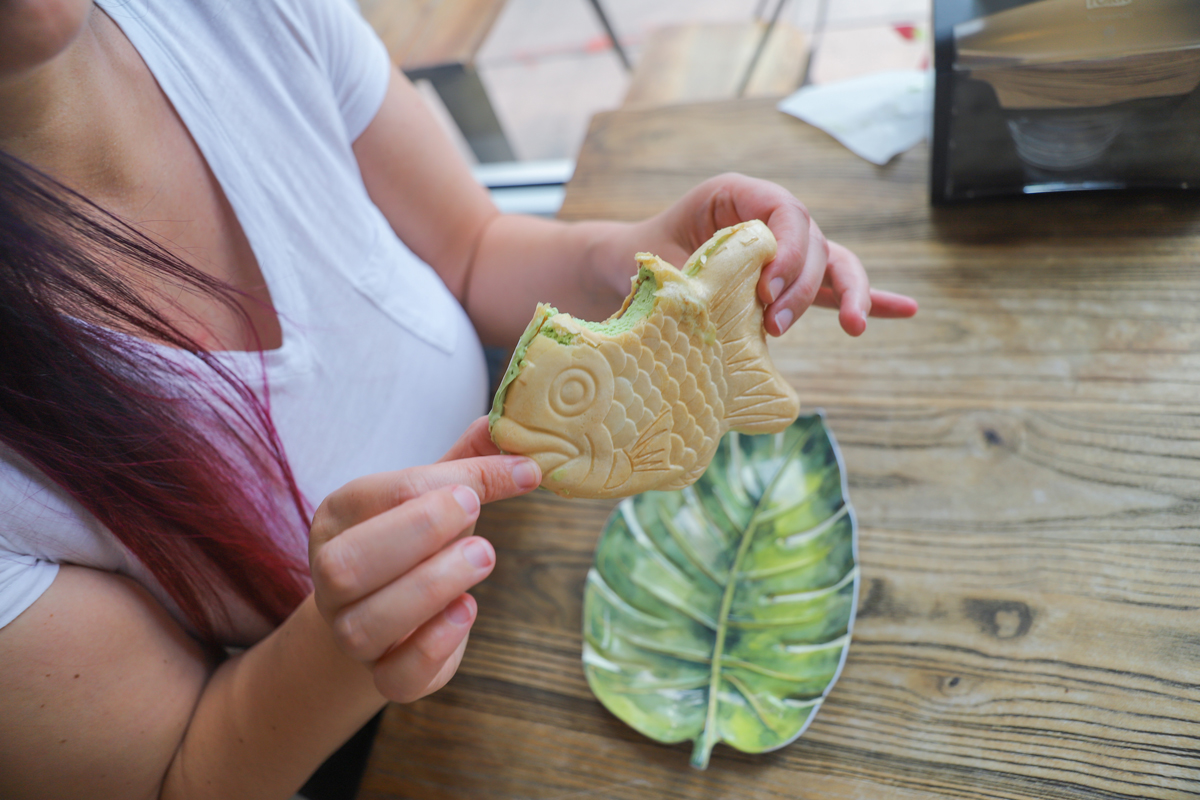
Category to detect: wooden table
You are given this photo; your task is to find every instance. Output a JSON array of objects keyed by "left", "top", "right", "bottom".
[{"left": 357, "top": 98, "right": 1200, "bottom": 799}]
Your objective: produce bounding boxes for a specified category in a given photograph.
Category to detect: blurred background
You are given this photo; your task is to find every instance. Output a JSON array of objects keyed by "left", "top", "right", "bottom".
[{"left": 407, "top": 0, "right": 931, "bottom": 164}]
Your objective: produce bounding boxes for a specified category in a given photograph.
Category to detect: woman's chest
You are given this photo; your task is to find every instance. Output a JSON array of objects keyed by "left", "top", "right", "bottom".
[{"left": 106, "top": 98, "right": 284, "bottom": 352}]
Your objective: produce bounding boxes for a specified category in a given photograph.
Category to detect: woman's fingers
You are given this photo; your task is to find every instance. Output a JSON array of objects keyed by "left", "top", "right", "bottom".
[
  {"left": 812, "top": 287, "right": 919, "bottom": 318},
  {"left": 764, "top": 217, "right": 829, "bottom": 336},
  {"left": 305, "top": 419, "right": 535, "bottom": 700},
  {"left": 390, "top": 455, "right": 540, "bottom": 510},
  {"left": 768, "top": 237, "right": 866, "bottom": 336},
  {"left": 825, "top": 241, "right": 872, "bottom": 336},
  {"left": 864, "top": 289, "right": 919, "bottom": 318},
  {"left": 770, "top": 239, "right": 916, "bottom": 337},
  {"left": 757, "top": 212, "right": 815, "bottom": 312},
  {"left": 310, "top": 453, "right": 540, "bottom": 552},
  {"left": 820, "top": 241, "right": 919, "bottom": 327},
  {"left": 312, "top": 484, "right": 481, "bottom": 615},
  {"left": 372, "top": 595, "right": 475, "bottom": 704},
  {"left": 680, "top": 176, "right": 871, "bottom": 337},
  {"left": 657, "top": 173, "right": 918, "bottom": 337},
  {"left": 683, "top": 174, "right": 813, "bottom": 312},
  {"left": 329, "top": 535, "right": 495, "bottom": 662}
]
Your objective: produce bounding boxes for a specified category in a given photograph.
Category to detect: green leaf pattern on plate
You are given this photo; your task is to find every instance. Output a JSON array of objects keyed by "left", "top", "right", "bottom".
[{"left": 583, "top": 413, "right": 858, "bottom": 768}]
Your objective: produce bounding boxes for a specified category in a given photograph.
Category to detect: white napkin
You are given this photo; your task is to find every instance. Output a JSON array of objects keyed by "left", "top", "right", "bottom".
[{"left": 777, "top": 70, "right": 932, "bottom": 166}]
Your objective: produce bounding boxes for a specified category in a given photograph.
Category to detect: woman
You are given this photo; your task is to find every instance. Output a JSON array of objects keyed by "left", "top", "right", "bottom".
[{"left": 0, "top": 0, "right": 917, "bottom": 797}]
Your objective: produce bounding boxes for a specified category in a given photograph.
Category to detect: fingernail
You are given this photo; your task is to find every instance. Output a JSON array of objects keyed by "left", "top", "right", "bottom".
[
  {"left": 462, "top": 538, "right": 494, "bottom": 569},
  {"left": 445, "top": 597, "right": 473, "bottom": 626},
  {"left": 512, "top": 459, "right": 541, "bottom": 490},
  {"left": 768, "top": 277, "right": 785, "bottom": 303},
  {"left": 452, "top": 485, "right": 480, "bottom": 516},
  {"left": 775, "top": 308, "right": 794, "bottom": 333}
]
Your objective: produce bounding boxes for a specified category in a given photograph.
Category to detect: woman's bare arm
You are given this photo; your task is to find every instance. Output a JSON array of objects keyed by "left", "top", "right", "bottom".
[
  {"left": 353, "top": 70, "right": 916, "bottom": 350},
  {"left": 351, "top": 69, "right": 633, "bottom": 346},
  {"left": 0, "top": 567, "right": 384, "bottom": 800},
  {"left": 0, "top": 423, "right": 540, "bottom": 800}
]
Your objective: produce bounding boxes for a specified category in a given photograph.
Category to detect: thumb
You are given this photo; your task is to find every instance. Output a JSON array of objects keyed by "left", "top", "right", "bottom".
[{"left": 438, "top": 417, "right": 502, "bottom": 463}]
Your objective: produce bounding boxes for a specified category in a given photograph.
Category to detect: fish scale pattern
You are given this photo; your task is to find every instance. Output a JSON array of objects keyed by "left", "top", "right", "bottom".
[{"left": 597, "top": 307, "right": 727, "bottom": 492}]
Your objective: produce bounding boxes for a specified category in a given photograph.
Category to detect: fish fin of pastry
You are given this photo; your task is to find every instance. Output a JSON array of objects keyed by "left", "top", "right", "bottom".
[
  {"left": 689, "top": 221, "right": 800, "bottom": 433},
  {"left": 627, "top": 408, "right": 676, "bottom": 474}
]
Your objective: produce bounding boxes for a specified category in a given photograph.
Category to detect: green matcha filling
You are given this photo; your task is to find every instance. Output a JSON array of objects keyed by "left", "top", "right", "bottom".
[
  {"left": 539, "top": 326, "right": 579, "bottom": 345},
  {"left": 487, "top": 266, "right": 662, "bottom": 429},
  {"left": 488, "top": 303, "right": 557, "bottom": 430},
  {"left": 578, "top": 266, "right": 658, "bottom": 336}
]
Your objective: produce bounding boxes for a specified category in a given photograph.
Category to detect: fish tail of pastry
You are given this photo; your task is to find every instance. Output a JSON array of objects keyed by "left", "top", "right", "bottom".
[{"left": 688, "top": 220, "right": 801, "bottom": 434}]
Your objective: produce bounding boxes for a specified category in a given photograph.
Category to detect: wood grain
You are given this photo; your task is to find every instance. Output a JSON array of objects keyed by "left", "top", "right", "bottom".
[
  {"left": 560, "top": 98, "right": 1200, "bottom": 244},
  {"left": 358, "top": 99, "right": 1200, "bottom": 799}
]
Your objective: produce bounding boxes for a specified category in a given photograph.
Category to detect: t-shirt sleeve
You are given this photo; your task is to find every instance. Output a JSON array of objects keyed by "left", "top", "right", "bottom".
[
  {"left": 307, "top": 0, "right": 394, "bottom": 142},
  {"left": 0, "top": 553, "right": 58, "bottom": 629}
]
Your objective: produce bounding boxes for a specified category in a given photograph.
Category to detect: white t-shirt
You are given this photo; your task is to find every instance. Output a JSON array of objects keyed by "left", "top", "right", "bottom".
[{"left": 0, "top": 0, "right": 488, "bottom": 643}]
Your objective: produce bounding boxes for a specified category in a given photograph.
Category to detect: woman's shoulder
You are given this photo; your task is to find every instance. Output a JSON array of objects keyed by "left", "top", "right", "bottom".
[
  {"left": 0, "top": 445, "right": 132, "bottom": 629},
  {"left": 98, "top": 0, "right": 390, "bottom": 178},
  {"left": 0, "top": 444, "right": 126, "bottom": 570},
  {"left": 98, "top": 0, "right": 385, "bottom": 82}
]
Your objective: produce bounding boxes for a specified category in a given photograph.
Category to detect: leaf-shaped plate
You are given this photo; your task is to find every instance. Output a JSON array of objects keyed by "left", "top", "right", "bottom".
[{"left": 582, "top": 413, "right": 858, "bottom": 769}]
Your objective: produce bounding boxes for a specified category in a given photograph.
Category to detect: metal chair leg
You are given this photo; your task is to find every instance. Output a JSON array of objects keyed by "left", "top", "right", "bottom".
[
  {"left": 737, "top": 0, "right": 791, "bottom": 97},
  {"left": 414, "top": 63, "right": 516, "bottom": 163},
  {"left": 583, "top": 0, "right": 632, "bottom": 71}
]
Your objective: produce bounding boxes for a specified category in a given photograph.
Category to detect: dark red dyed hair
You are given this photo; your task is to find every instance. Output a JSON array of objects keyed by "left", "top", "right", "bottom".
[{"left": 0, "top": 151, "right": 310, "bottom": 644}]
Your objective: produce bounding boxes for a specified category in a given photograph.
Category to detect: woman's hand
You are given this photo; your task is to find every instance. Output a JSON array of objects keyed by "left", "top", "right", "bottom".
[
  {"left": 627, "top": 173, "right": 919, "bottom": 337},
  {"left": 308, "top": 418, "right": 540, "bottom": 703}
]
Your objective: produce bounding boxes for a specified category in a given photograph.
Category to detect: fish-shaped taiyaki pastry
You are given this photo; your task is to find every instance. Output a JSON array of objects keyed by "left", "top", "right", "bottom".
[{"left": 488, "top": 220, "right": 801, "bottom": 499}]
